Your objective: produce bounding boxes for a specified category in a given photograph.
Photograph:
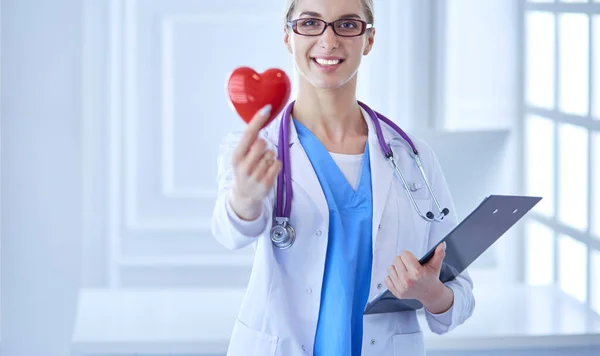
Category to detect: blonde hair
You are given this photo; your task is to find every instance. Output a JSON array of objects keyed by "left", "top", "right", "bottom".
[{"left": 284, "top": 0, "right": 375, "bottom": 25}]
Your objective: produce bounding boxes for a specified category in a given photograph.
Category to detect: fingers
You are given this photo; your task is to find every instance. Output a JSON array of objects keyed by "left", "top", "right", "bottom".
[
  {"left": 247, "top": 104, "right": 273, "bottom": 132},
  {"left": 384, "top": 275, "right": 396, "bottom": 292},
  {"left": 229, "top": 104, "right": 280, "bottom": 202},
  {"left": 240, "top": 139, "right": 268, "bottom": 175},
  {"left": 392, "top": 255, "right": 408, "bottom": 275},
  {"left": 250, "top": 150, "right": 275, "bottom": 182},
  {"left": 261, "top": 158, "right": 282, "bottom": 188},
  {"left": 387, "top": 248, "right": 445, "bottom": 300},
  {"left": 387, "top": 264, "right": 401, "bottom": 290},
  {"left": 426, "top": 243, "right": 446, "bottom": 269},
  {"left": 387, "top": 255, "right": 406, "bottom": 291},
  {"left": 232, "top": 105, "right": 272, "bottom": 165},
  {"left": 400, "top": 251, "right": 422, "bottom": 279}
]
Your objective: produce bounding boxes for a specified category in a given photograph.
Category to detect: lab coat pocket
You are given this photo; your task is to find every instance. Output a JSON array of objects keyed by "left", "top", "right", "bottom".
[
  {"left": 392, "top": 331, "right": 425, "bottom": 356},
  {"left": 227, "top": 318, "right": 279, "bottom": 356}
]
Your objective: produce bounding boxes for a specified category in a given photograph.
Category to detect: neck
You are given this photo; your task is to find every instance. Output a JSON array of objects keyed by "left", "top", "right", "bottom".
[{"left": 293, "top": 77, "right": 367, "bottom": 145}]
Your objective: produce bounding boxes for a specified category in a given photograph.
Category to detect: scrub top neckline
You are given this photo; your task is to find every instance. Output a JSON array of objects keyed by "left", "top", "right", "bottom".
[{"left": 293, "top": 118, "right": 371, "bottom": 204}]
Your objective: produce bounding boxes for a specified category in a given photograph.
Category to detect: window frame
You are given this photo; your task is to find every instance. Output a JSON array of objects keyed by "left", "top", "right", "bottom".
[{"left": 521, "top": 0, "right": 600, "bottom": 313}]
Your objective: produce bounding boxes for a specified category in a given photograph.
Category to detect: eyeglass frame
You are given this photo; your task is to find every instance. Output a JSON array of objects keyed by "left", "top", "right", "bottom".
[{"left": 286, "top": 17, "right": 374, "bottom": 37}]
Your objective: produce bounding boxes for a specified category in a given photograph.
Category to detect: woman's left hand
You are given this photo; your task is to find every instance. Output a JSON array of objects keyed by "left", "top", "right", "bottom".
[{"left": 385, "top": 242, "right": 454, "bottom": 314}]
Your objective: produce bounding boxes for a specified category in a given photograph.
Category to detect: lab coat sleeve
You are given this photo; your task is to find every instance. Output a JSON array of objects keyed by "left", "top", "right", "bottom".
[
  {"left": 420, "top": 142, "right": 476, "bottom": 335},
  {"left": 210, "top": 131, "right": 275, "bottom": 251}
]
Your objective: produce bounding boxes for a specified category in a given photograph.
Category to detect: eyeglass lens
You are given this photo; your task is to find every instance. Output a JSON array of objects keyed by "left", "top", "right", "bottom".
[{"left": 295, "top": 18, "right": 365, "bottom": 36}]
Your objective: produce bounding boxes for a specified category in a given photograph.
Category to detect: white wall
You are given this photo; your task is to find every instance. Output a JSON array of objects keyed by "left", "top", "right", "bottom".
[
  {"left": 81, "top": 0, "right": 295, "bottom": 289},
  {"left": 414, "top": 0, "right": 520, "bottom": 279},
  {"left": 79, "top": 0, "right": 448, "bottom": 289},
  {"left": 1, "top": 0, "right": 82, "bottom": 355},
  {"left": 0, "top": 0, "right": 524, "bottom": 354}
]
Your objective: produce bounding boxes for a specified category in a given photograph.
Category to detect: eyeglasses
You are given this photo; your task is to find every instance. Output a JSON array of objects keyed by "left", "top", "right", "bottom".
[{"left": 287, "top": 18, "right": 373, "bottom": 37}]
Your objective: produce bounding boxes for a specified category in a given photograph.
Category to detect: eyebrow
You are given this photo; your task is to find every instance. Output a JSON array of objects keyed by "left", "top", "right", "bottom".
[{"left": 298, "top": 11, "right": 362, "bottom": 20}]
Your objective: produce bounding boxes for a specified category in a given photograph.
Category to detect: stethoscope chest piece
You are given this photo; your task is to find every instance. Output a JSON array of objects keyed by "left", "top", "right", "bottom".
[
  {"left": 270, "top": 217, "right": 296, "bottom": 249},
  {"left": 268, "top": 100, "right": 450, "bottom": 249}
]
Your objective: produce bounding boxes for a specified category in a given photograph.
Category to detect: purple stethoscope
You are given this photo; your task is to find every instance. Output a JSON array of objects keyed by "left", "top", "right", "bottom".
[{"left": 270, "top": 100, "right": 450, "bottom": 249}]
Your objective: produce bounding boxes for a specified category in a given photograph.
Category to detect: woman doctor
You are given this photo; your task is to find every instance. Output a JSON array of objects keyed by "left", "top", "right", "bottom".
[{"left": 211, "top": 0, "right": 475, "bottom": 354}]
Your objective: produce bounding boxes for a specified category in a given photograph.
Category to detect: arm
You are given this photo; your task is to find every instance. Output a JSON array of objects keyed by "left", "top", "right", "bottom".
[
  {"left": 211, "top": 105, "right": 280, "bottom": 251},
  {"left": 211, "top": 131, "right": 276, "bottom": 251},
  {"left": 385, "top": 141, "right": 475, "bottom": 334}
]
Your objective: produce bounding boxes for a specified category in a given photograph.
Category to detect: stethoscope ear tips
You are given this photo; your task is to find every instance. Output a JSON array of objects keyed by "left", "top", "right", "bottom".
[{"left": 426, "top": 208, "right": 450, "bottom": 221}]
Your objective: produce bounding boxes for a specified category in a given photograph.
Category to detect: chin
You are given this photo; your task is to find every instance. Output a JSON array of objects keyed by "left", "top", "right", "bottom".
[
  {"left": 306, "top": 72, "right": 355, "bottom": 91},
  {"left": 311, "top": 79, "right": 346, "bottom": 90}
]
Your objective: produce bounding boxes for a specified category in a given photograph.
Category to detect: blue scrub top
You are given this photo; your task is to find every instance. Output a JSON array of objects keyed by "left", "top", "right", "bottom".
[{"left": 294, "top": 119, "right": 374, "bottom": 355}]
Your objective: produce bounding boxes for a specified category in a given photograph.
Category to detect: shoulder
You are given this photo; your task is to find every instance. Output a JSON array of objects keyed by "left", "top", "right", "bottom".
[
  {"left": 409, "top": 133, "right": 442, "bottom": 176},
  {"left": 364, "top": 107, "right": 437, "bottom": 164},
  {"left": 377, "top": 120, "right": 437, "bottom": 161},
  {"left": 381, "top": 123, "right": 441, "bottom": 175},
  {"left": 407, "top": 134, "right": 436, "bottom": 161}
]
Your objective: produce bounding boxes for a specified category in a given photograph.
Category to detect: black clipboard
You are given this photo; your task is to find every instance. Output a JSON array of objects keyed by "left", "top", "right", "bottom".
[{"left": 363, "top": 194, "right": 542, "bottom": 315}]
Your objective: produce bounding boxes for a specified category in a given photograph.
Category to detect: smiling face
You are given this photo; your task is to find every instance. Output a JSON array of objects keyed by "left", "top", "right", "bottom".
[{"left": 284, "top": 0, "right": 376, "bottom": 91}]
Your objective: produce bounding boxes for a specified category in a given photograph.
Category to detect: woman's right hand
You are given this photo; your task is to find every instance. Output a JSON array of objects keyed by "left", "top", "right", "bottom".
[{"left": 228, "top": 105, "right": 282, "bottom": 221}]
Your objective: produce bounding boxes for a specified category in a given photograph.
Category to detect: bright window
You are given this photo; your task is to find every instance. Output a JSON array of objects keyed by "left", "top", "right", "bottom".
[
  {"left": 594, "top": 16, "right": 600, "bottom": 119},
  {"left": 592, "top": 249, "right": 600, "bottom": 314},
  {"left": 525, "top": 221, "right": 555, "bottom": 286},
  {"left": 558, "top": 124, "right": 588, "bottom": 232},
  {"left": 594, "top": 132, "right": 600, "bottom": 238},
  {"left": 523, "top": 1, "right": 599, "bottom": 312},
  {"left": 526, "top": 12, "right": 555, "bottom": 110},
  {"left": 558, "top": 14, "right": 589, "bottom": 116},
  {"left": 558, "top": 234, "right": 588, "bottom": 303},
  {"left": 526, "top": 115, "right": 555, "bottom": 217}
]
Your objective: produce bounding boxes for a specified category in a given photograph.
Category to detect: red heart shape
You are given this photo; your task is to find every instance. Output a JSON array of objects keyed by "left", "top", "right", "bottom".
[{"left": 227, "top": 67, "right": 291, "bottom": 128}]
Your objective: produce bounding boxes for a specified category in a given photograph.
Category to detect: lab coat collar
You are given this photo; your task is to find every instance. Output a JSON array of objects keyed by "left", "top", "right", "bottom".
[
  {"left": 263, "top": 103, "right": 396, "bottom": 253},
  {"left": 264, "top": 111, "right": 330, "bottom": 227},
  {"left": 287, "top": 118, "right": 330, "bottom": 223},
  {"left": 363, "top": 106, "right": 395, "bottom": 254}
]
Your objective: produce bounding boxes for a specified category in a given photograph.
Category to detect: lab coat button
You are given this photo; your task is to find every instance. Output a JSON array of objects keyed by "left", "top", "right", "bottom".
[
  {"left": 377, "top": 283, "right": 382, "bottom": 290},
  {"left": 306, "top": 288, "right": 312, "bottom": 294},
  {"left": 316, "top": 230, "right": 322, "bottom": 236},
  {"left": 302, "top": 345, "right": 306, "bottom": 351},
  {"left": 370, "top": 339, "right": 376, "bottom": 345},
  {"left": 378, "top": 224, "right": 382, "bottom": 230}
]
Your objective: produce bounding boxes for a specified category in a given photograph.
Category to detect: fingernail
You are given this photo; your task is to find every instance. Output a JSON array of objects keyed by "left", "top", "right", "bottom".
[
  {"left": 259, "top": 105, "right": 272, "bottom": 117},
  {"left": 442, "top": 242, "right": 447, "bottom": 251}
]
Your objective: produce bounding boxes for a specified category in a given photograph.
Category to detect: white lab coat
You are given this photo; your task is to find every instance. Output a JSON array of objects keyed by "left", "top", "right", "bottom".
[{"left": 211, "top": 107, "right": 475, "bottom": 356}]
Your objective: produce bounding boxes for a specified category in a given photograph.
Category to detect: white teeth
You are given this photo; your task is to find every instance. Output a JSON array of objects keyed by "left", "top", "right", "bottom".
[{"left": 314, "top": 58, "right": 341, "bottom": 66}]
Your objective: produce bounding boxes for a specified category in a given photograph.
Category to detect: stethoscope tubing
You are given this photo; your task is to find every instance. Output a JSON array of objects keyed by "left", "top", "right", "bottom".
[{"left": 270, "top": 100, "right": 449, "bottom": 249}]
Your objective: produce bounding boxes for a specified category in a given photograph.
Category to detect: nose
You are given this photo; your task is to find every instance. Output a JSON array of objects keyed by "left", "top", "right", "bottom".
[{"left": 318, "top": 24, "right": 339, "bottom": 50}]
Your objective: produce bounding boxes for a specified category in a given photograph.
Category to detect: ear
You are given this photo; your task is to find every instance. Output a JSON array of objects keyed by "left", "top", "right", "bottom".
[
  {"left": 284, "top": 27, "right": 293, "bottom": 54},
  {"left": 362, "top": 28, "right": 376, "bottom": 56}
]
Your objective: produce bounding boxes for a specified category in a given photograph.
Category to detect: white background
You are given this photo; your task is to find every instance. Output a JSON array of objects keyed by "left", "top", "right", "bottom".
[
  {"left": 2, "top": 0, "right": 597, "bottom": 355},
  {"left": 76, "top": 0, "right": 518, "bottom": 290}
]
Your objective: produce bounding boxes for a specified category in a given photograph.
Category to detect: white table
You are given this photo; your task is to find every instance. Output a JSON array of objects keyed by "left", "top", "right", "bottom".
[
  {"left": 71, "top": 284, "right": 600, "bottom": 355},
  {"left": 421, "top": 284, "right": 600, "bottom": 351}
]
